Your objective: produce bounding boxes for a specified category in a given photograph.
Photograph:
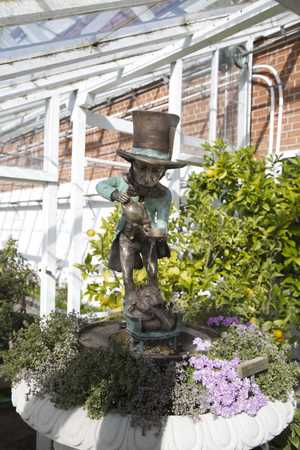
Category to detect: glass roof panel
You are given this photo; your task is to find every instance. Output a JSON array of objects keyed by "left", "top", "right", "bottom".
[{"left": 0, "top": 0, "right": 258, "bottom": 51}]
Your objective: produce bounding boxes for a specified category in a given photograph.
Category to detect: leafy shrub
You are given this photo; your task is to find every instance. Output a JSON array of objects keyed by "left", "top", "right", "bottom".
[
  {"left": 0, "top": 239, "right": 38, "bottom": 351},
  {"left": 76, "top": 208, "right": 123, "bottom": 311},
  {"left": 168, "top": 143, "right": 300, "bottom": 329}
]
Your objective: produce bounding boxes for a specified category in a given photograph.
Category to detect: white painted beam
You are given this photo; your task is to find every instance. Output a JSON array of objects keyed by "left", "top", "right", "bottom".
[
  {"left": 168, "top": 59, "right": 183, "bottom": 202},
  {"left": 209, "top": 49, "right": 219, "bottom": 143},
  {"left": 0, "top": 13, "right": 204, "bottom": 77},
  {"left": 0, "top": 42, "right": 166, "bottom": 112},
  {"left": 0, "top": 66, "right": 167, "bottom": 128},
  {"left": 0, "top": 166, "right": 57, "bottom": 183},
  {"left": 85, "top": 157, "right": 130, "bottom": 169},
  {"left": 84, "top": 0, "right": 285, "bottom": 97},
  {"left": 1, "top": 22, "right": 194, "bottom": 65},
  {"left": 40, "top": 95, "right": 59, "bottom": 317},
  {"left": 84, "top": 109, "right": 133, "bottom": 134},
  {"left": 0, "top": 0, "right": 158, "bottom": 26},
  {"left": 183, "top": 0, "right": 218, "bottom": 14},
  {"left": 0, "top": 65, "right": 120, "bottom": 103},
  {"left": 67, "top": 98, "right": 86, "bottom": 313},
  {"left": 176, "top": 154, "right": 205, "bottom": 165},
  {"left": 2, "top": 13, "right": 208, "bottom": 64},
  {"left": 0, "top": 68, "right": 172, "bottom": 140},
  {"left": 1, "top": 11, "right": 292, "bottom": 86},
  {"left": 182, "top": 134, "right": 205, "bottom": 148},
  {"left": 0, "top": 100, "right": 45, "bottom": 119},
  {"left": 237, "top": 39, "right": 253, "bottom": 147},
  {"left": 0, "top": 21, "right": 199, "bottom": 90}
]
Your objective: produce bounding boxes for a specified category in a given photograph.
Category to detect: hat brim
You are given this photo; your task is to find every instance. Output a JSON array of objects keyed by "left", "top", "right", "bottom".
[{"left": 117, "top": 149, "right": 187, "bottom": 169}]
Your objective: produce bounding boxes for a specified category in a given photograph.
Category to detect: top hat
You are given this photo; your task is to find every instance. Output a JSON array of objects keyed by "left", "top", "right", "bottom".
[{"left": 117, "top": 110, "right": 187, "bottom": 169}]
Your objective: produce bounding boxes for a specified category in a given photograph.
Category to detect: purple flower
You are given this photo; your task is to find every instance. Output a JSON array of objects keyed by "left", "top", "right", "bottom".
[
  {"left": 189, "top": 354, "right": 267, "bottom": 419},
  {"left": 207, "top": 315, "right": 241, "bottom": 327},
  {"left": 207, "top": 316, "right": 224, "bottom": 326}
]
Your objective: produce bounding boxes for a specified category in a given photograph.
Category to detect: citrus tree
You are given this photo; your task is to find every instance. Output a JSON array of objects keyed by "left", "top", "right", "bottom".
[{"left": 78, "top": 143, "right": 300, "bottom": 334}]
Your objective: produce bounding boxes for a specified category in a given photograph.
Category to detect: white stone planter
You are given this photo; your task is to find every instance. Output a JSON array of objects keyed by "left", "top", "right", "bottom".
[{"left": 12, "top": 381, "right": 296, "bottom": 450}]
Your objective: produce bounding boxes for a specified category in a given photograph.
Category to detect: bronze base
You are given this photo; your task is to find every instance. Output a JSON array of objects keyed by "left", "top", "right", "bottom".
[{"left": 125, "top": 313, "right": 182, "bottom": 342}]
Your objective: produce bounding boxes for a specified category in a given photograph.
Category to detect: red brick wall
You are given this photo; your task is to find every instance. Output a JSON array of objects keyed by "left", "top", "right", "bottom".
[
  {"left": 182, "top": 68, "right": 211, "bottom": 143},
  {"left": 251, "top": 36, "right": 300, "bottom": 158}
]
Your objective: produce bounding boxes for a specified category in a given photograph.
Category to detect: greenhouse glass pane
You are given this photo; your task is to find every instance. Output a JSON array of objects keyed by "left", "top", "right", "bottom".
[
  {"left": 0, "top": 139, "right": 44, "bottom": 171},
  {"left": 0, "top": 0, "right": 259, "bottom": 50},
  {"left": 0, "top": 180, "right": 46, "bottom": 263},
  {"left": 217, "top": 46, "right": 242, "bottom": 148},
  {"left": 0, "top": 106, "right": 45, "bottom": 171},
  {"left": 181, "top": 52, "right": 212, "bottom": 154}
]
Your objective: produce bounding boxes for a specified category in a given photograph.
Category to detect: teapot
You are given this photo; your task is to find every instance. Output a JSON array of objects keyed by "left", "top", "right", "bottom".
[{"left": 122, "top": 199, "right": 147, "bottom": 225}]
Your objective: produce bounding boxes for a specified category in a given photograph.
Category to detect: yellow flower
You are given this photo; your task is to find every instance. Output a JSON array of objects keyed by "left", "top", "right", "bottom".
[
  {"left": 273, "top": 329, "right": 284, "bottom": 342},
  {"left": 86, "top": 229, "right": 96, "bottom": 238},
  {"left": 249, "top": 317, "right": 257, "bottom": 325}
]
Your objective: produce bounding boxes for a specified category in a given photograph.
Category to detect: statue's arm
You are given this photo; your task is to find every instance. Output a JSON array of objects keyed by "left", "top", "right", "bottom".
[{"left": 96, "top": 176, "right": 123, "bottom": 201}]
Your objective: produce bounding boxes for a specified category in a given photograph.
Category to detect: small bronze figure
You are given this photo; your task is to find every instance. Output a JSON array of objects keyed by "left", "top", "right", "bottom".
[{"left": 96, "top": 111, "right": 186, "bottom": 336}]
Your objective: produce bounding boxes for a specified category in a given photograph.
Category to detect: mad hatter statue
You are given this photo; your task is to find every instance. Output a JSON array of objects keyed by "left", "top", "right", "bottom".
[{"left": 96, "top": 111, "right": 186, "bottom": 337}]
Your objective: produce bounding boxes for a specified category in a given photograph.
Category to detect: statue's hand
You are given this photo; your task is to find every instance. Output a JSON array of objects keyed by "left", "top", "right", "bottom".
[
  {"left": 143, "top": 226, "right": 167, "bottom": 239},
  {"left": 111, "top": 190, "right": 130, "bottom": 204},
  {"left": 143, "top": 223, "right": 152, "bottom": 237}
]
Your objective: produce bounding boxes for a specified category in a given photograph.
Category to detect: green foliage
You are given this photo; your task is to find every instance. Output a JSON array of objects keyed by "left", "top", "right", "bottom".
[
  {"left": 0, "top": 239, "right": 38, "bottom": 350},
  {"left": 164, "top": 143, "right": 300, "bottom": 329},
  {"left": 78, "top": 143, "right": 300, "bottom": 332},
  {"left": 55, "top": 284, "right": 103, "bottom": 315},
  {"left": 0, "top": 238, "right": 38, "bottom": 305},
  {"left": 209, "top": 325, "right": 300, "bottom": 402},
  {"left": 1, "top": 312, "right": 81, "bottom": 385},
  {"left": 76, "top": 208, "right": 124, "bottom": 310},
  {"left": 270, "top": 408, "right": 300, "bottom": 449}
]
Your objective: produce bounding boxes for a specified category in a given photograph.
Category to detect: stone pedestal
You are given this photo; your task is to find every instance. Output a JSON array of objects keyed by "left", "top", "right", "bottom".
[{"left": 12, "top": 381, "right": 296, "bottom": 450}]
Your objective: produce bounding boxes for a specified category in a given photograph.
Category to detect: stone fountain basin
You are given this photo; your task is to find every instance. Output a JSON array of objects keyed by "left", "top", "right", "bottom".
[
  {"left": 12, "top": 380, "right": 295, "bottom": 450},
  {"left": 11, "top": 321, "right": 296, "bottom": 449}
]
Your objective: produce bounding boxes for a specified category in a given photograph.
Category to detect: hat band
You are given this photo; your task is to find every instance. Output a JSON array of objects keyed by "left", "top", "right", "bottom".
[{"left": 132, "top": 147, "right": 169, "bottom": 160}]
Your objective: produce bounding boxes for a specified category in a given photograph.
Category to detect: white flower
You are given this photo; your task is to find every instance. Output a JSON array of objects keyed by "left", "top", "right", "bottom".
[{"left": 193, "top": 337, "right": 212, "bottom": 352}]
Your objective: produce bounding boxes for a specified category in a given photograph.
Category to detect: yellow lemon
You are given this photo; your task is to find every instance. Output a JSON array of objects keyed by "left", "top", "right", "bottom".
[
  {"left": 101, "top": 296, "right": 110, "bottom": 306},
  {"left": 86, "top": 229, "right": 96, "bottom": 238},
  {"left": 273, "top": 329, "right": 284, "bottom": 342}
]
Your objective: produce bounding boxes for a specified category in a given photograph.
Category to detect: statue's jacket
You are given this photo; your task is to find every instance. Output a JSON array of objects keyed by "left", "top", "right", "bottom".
[{"left": 96, "top": 175, "right": 172, "bottom": 271}]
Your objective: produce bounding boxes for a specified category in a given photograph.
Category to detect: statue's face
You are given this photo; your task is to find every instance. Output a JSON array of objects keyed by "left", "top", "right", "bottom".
[{"left": 132, "top": 161, "right": 165, "bottom": 187}]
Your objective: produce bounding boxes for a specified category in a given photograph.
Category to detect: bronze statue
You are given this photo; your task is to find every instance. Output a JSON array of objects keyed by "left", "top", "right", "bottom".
[{"left": 96, "top": 111, "right": 186, "bottom": 336}]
